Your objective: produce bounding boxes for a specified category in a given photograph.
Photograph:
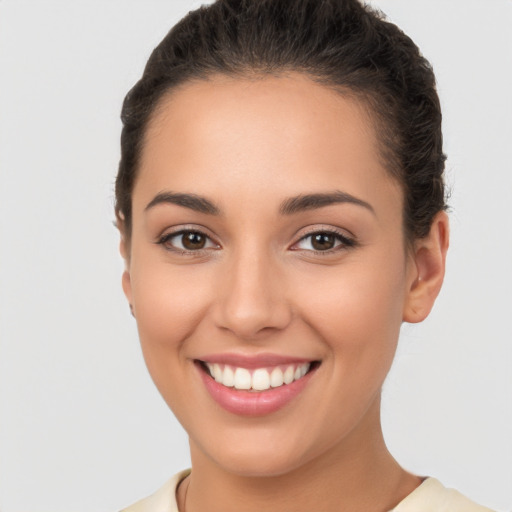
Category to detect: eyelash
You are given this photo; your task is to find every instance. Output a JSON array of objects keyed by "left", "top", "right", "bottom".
[
  {"left": 292, "top": 228, "right": 357, "bottom": 255},
  {"left": 156, "top": 229, "right": 219, "bottom": 255},
  {"left": 156, "top": 228, "right": 357, "bottom": 256}
]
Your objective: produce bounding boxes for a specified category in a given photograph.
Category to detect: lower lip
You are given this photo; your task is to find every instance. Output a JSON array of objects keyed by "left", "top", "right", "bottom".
[{"left": 197, "top": 363, "right": 317, "bottom": 416}]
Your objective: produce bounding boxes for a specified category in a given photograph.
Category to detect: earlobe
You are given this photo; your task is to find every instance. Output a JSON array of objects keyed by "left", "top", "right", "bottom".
[
  {"left": 122, "top": 271, "right": 135, "bottom": 318},
  {"left": 403, "top": 211, "right": 449, "bottom": 323},
  {"left": 122, "top": 270, "right": 133, "bottom": 306},
  {"left": 121, "top": 245, "right": 134, "bottom": 316},
  {"left": 117, "top": 215, "right": 134, "bottom": 314}
]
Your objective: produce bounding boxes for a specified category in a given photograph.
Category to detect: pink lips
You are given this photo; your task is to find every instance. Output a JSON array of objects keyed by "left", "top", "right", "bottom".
[
  {"left": 196, "top": 354, "right": 317, "bottom": 416},
  {"left": 199, "top": 353, "right": 312, "bottom": 368}
]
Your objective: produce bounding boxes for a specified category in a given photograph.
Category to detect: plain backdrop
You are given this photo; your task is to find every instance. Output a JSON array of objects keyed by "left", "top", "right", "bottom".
[{"left": 0, "top": 1, "right": 511, "bottom": 511}]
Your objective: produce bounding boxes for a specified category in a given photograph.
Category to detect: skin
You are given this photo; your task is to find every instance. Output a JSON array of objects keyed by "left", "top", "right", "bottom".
[{"left": 120, "top": 73, "right": 449, "bottom": 512}]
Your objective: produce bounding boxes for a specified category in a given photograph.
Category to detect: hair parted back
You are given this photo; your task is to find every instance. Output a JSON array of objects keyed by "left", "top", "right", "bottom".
[{"left": 116, "top": 0, "right": 446, "bottom": 241}]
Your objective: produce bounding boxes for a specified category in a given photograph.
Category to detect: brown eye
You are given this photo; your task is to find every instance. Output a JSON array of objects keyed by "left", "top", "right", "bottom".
[
  {"left": 182, "top": 232, "right": 206, "bottom": 250},
  {"left": 311, "top": 233, "right": 336, "bottom": 250},
  {"left": 292, "top": 230, "right": 356, "bottom": 253},
  {"left": 158, "top": 230, "right": 218, "bottom": 253}
]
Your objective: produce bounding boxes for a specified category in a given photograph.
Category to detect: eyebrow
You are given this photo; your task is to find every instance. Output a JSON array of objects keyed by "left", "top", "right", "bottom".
[
  {"left": 145, "top": 190, "right": 374, "bottom": 216},
  {"left": 279, "top": 191, "right": 375, "bottom": 216},
  {"left": 145, "top": 192, "right": 220, "bottom": 215}
]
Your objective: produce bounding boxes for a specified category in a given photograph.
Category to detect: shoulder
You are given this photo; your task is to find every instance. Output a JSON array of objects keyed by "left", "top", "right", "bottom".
[
  {"left": 119, "top": 469, "right": 190, "bottom": 512},
  {"left": 391, "top": 477, "right": 496, "bottom": 512}
]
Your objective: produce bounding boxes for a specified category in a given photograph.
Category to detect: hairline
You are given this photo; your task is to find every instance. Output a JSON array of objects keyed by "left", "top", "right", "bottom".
[{"left": 119, "top": 70, "right": 411, "bottom": 248}]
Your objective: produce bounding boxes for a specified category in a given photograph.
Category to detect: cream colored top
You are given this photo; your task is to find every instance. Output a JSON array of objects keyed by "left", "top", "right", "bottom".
[{"left": 120, "top": 470, "right": 495, "bottom": 512}]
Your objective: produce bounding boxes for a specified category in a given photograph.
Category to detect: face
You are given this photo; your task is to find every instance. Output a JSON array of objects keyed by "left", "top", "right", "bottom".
[{"left": 122, "top": 74, "right": 420, "bottom": 477}]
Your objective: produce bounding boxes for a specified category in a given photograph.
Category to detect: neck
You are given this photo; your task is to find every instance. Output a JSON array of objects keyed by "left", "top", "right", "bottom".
[{"left": 179, "top": 398, "right": 421, "bottom": 512}]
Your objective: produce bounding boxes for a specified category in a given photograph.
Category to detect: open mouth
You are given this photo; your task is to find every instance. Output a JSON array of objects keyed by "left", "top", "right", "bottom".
[{"left": 197, "top": 360, "right": 321, "bottom": 392}]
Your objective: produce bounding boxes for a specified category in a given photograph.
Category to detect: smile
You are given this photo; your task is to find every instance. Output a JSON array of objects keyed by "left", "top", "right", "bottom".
[
  {"left": 204, "top": 362, "right": 311, "bottom": 391},
  {"left": 196, "top": 357, "right": 320, "bottom": 416}
]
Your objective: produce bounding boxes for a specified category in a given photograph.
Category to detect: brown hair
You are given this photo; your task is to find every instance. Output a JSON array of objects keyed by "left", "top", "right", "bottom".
[{"left": 116, "top": 0, "right": 446, "bottom": 240}]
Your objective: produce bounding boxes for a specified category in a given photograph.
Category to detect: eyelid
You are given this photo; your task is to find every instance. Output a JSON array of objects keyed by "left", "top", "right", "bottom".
[
  {"left": 154, "top": 224, "right": 357, "bottom": 255},
  {"left": 155, "top": 225, "right": 221, "bottom": 254},
  {"left": 290, "top": 226, "right": 357, "bottom": 253},
  {"left": 295, "top": 224, "right": 356, "bottom": 239}
]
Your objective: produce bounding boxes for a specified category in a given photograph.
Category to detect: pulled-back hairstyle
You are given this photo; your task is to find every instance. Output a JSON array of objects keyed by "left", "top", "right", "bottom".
[{"left": 116, "top": 0, "right": 446, "bottom": 241}]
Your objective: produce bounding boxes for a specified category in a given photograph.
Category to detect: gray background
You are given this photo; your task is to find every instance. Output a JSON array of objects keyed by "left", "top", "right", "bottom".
[{"left": 0, "top": 1, "right": 511, "bottom": 510}]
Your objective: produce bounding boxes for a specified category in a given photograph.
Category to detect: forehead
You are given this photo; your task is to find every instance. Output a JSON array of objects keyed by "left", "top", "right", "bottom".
[{"left": 135, "top": 73, "right": 401, "bottom": 219}]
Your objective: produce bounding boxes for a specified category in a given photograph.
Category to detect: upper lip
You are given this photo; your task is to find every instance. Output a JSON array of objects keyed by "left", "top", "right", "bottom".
[{"left": 196, "top": 352, "right": 317, "bottom": 369}]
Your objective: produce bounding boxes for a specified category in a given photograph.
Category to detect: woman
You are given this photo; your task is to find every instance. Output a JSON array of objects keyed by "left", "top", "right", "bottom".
[{"left": 115, "top": 1, "right": 492, "bottom": 511}]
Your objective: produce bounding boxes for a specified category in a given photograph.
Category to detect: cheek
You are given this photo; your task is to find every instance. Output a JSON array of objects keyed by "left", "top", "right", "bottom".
[
  {"left": 129, "top": 259, "right": 212, "bottom": 384},
  {"left": 295, "top": 250, "right": 407, "bottom": 361},
  {"left": 287, "top": 252, "right": 408, "bottom": 439}
]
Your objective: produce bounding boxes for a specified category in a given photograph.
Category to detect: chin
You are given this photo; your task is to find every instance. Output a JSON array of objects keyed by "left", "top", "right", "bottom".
[
  {"left": 191, "top": 425, "right": 321, "bottom": 478},
  {"left": 214, "top": 450, "right": 308, "bottom": 478}
]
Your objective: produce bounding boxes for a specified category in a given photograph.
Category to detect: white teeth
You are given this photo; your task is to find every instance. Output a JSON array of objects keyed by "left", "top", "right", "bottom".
[
  {"left": 205, "top": 362, "right": 312, "bottom": 391},
  {"left": 213, "top": 363, "right": 223, "bottom": 383},
  {"left": 223, "top": 365, "right": 235, "bottom": 387},
  {"left": 270, "top": 367, "right": 284, "bottom": 387},
  {"left": 233, "top": 367, "right": 252, "bottom": 390},
  {"left": 283, "top": 365, "right": 295, "bottom": 384},
  {"left": 252, "top": 368, "right": 271, "bottom": 391}
]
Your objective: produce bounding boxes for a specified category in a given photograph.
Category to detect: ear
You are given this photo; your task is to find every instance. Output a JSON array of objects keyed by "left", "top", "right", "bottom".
[
  {"left": 117, "top": 214, "right": 133, "bottom": 309},
  {"left": 403, "top": 211, "right": 450, "bottom": 323},
  {"left": 121, "top": 266, "right": 133, "bottom": 310},
  {"left": 122, "top": 270, "right": 134, "bottom": 317}
]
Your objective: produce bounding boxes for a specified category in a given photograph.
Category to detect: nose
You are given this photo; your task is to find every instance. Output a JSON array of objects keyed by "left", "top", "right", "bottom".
[{"left": 212, "top": 247, "right": 292, "bottom": 340}]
